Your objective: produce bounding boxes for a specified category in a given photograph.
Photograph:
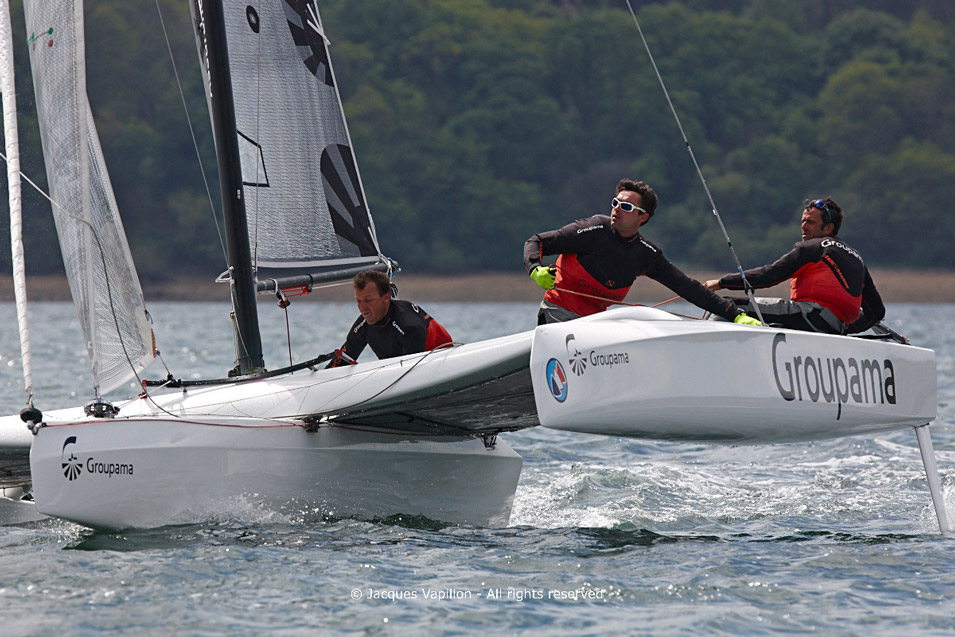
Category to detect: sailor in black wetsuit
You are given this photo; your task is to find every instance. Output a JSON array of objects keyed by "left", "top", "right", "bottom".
[
  {"left": 704, "top": 198, "right": 884, "bottom": 335},
  {"left": 328, "top": 270, "right": 452, "bottom": 367},
  {"left": 523, "top": 178, "right": 756, "bottom": 326}
]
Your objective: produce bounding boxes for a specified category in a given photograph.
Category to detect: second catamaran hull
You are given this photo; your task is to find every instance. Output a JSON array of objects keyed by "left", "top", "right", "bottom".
[
  {"left": 530, "top": 307, "right": 938, "bottom": 443},
  {"left": 31, "top": 417, "right": 522, "bottom": 529}
]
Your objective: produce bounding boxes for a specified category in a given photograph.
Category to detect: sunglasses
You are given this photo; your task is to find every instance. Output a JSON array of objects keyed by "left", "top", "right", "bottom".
[
  {"left": 808, "top": 199, "right": 832, "bottom": 225},
  {"left": 612, "top": 198, "right": 647, "bottom": 214}
]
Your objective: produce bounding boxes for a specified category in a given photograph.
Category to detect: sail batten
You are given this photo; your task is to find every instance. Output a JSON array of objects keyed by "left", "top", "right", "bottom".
[{"left": 23, "top": 0, "right": 154, "bottom": 395}]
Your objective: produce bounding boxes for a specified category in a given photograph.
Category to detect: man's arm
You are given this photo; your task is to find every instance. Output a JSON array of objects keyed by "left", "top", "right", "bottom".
[
  {"left": 523, "top": 216, "right": 605, "bottom": 273},
  {"left": 649, "top": 258, "right": 743, "bottom": 321},
  {"left": 846, "top": 269, "right": 885, "bottom": 334},
  {"left": 717, "top": 243, "right": 817, "bottom": 290},
  {"left": 327, "top": 317, "right": 367, "bottom": 367}
]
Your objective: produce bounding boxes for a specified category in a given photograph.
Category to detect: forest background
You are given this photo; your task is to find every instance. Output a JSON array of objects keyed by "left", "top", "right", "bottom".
[{"left": 0, "top": 0, "right": 953, "bottom": 299}]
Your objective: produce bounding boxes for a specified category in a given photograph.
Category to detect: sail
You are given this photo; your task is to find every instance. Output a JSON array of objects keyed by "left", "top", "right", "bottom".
[
  {"left": 23, "top": 0, "right": 154, "bottom": 395},
  {"left": 0, "top": 0, "right": 32, "bottom": 403},
  {"left": 191, "top": 0, "right": 382, "bottom": 274}
]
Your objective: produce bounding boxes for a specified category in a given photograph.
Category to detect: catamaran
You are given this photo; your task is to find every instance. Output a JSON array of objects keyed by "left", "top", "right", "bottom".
[{"left": 0, "top": 0, "right": 946, "bottom": 533}]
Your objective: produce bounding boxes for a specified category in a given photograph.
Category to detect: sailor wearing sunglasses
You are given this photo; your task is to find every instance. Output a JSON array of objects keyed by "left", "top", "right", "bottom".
[
  {"left": 523, "top": 179, "right": 758, "bottom": 326},
  {"left": 704, "top": 198, "right": 884, "bottom": 334}
]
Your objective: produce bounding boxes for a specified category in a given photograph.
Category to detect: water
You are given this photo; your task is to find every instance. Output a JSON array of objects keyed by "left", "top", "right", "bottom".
[{"left": 1, "top": 301, "right": 954, "bottom": 635}]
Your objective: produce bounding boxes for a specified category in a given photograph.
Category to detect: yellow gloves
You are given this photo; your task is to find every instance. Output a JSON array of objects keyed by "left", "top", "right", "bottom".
[
  {"left": 530, "top": 265, "right": 557, "bottom": 290},
  {"left": 733, "top": 313, "right": 762, "bottom": 326}
]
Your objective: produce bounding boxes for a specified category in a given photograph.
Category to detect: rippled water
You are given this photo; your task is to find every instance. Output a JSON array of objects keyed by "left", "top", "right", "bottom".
[{"left": 1, "top": 301, "right": 954, "bottom": 635}]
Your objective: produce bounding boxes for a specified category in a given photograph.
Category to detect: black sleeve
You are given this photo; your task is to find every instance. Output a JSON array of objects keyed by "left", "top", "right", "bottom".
[
  {"left": 523, "top": 216, "right": 603, "bottom": 274},
  {"left": 648, "top": 257, "right": 742, "bottom": 321},
  {"left": 719, "top": 242, "right": 818, "bottom": 290},
  {"left": 846, "top": 269, "right": 886, "bottom": 334},
  {"left": 340, "top": 316, "right": 368, "bottom": 360}
]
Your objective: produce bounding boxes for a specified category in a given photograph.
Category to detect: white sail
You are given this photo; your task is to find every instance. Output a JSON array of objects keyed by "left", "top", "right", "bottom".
[
  {"left": 191, "top": 0, "right": 383, "bottom": 273},
  {"left": 0, "top": 0, "right": 31, "bottom": 403},
  {"left": 23, "top": 0, "right": 154, "bottom": 395}
]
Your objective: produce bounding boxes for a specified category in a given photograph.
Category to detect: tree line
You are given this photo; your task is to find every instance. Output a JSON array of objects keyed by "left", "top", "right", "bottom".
[{"left": 2, "top": 0, "right": 953, "bottom": 282}]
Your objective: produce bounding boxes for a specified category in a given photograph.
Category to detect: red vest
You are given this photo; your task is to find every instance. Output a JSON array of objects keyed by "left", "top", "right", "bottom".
[
  {"left": 790, "top": 260, "right": 861, "bottom": 324},
  {"left": 543, "top": 254, "right": 629, "bottom": 316}
]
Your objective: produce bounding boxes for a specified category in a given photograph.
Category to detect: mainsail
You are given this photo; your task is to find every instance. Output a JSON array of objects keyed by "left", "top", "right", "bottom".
[
  {"left": 23, "top": 0, "right": 154, "bottom": 395},
  {"left": 191, "top": 0, "right": 383, "bottom": 275}
]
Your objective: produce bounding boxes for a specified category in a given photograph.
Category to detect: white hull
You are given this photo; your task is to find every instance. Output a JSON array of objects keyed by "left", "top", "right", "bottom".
[
  {"left": 30, "top": 417, "right": 522, "bottom": 529},
  {"left": 531, "top": 307, "right": 937, "bottom": 443},
  {"left": 9, "top": 333, "right": 537, "bottom": 529}
]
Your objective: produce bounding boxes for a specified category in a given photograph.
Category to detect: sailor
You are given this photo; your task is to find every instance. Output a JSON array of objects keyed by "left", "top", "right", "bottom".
[
  {"left": 523, "top": 178, "right": 758, "bottom": 325},
  {"left": 328, "top": 270, "right": 453, "bottom": 367},
  {"left": 704, "top": 198, "right": 884, "bottom": 334}
]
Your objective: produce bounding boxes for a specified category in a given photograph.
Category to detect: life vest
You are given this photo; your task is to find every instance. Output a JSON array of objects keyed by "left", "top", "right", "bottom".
[
  {"left": 791, "top": 259, "right": 861, "bottom": 324},
  {"left": 544, "top": 253, "right": 629, "bottom": 316}
]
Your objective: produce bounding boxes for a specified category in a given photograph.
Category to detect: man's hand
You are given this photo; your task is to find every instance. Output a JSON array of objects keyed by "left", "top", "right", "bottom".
[
  {"left": 703, "top": 279, "right": 721, "bottom": 291},
  {"left": 326, "top": 348, "right": 356, "bottom": 368},
  {"left": 530, "top": 265, "right": 557, "bottom": 290},
  {"left": 733, "top": 313, "right": 762, "bottom": 326}
]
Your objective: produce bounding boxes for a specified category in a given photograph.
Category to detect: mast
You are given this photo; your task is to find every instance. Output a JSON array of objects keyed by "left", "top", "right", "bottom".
[
  {"left": 0, "top": 0, "right": 33, "bottom": 406},
  {"left": 197, "top": 0, "right": 263, "bottom": 373}
]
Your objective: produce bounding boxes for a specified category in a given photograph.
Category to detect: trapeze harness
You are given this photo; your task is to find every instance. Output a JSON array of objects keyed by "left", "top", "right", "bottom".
[{"left": 523, "top": 214, "right": 742, "bottom": 322}]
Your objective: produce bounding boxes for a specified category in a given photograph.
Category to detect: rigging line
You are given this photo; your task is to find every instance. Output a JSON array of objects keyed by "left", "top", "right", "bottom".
[
  {"left": 153, "top": 0, "right": 228, "bottom": 266},
  {"left": 623, "top": 1, "right": 765, "bottom": 325},
  {"left": 0, "top": 150, "right": 155, "bottom": 402},
  {"left": 314, "top": 344, "right": 459, "bottom": 419},
  {"left": 159, "top": 0, "right": 255, "bottom": 374},
  {"left": 551, "top": 285, "right": 704, "bottom": 319},
  {"left": 251, "top": 0, "right": 263, "bottom": 275},
  {"left": 309, "top": 1, "right": 385, "bottom": 260}
]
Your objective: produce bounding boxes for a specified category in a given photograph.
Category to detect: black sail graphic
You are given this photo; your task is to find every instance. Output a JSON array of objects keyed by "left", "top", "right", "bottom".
[{"left": 195, "top": 1, "right": 381, "bottom": 272}]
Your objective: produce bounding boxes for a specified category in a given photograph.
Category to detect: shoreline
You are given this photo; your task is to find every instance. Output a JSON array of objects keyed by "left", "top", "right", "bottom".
[{"left": 0, "top": 269, "right": 952, "bottom": 304}]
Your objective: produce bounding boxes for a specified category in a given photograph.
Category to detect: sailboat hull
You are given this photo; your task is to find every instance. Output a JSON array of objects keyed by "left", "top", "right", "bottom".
[
  {"left": 531, "top": 307, "right": 937, "bottom": 443},
  {"left": 30, "top": 417, "right": 522, "bottom": 529},
  {"left": 0, "top": 333, "right": 536, "bottom": 529}
]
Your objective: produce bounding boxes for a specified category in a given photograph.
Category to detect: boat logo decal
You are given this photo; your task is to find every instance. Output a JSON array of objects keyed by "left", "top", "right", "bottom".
[
  {"left": 58, "top": 436, "right": 136, "bottom": 482},
  {"left": 545, "top": 358, "right": 569, "bottom": 402},
  {"left": 61, "top": 436, "right": 82, "bottom": 481},
  {"left": 564, "top": 334, "right": 631, "bottom": 376},
  {"left": 772, "top": 333, "right": 897, "bottom": 416},
  {"left": 566, "top": 334, "right": 587, "bottom": 375}
]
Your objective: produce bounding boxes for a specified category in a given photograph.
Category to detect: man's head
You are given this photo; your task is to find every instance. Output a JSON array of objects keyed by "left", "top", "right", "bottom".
[
  {"left": 611, "top": 179, "right": 658, "bottom": 238},
  {"left": 353, "top": 270, "right": 392, "bottom": 324},
  {"left": 801, "top": 197, "right": 842, "bottom": 240}
]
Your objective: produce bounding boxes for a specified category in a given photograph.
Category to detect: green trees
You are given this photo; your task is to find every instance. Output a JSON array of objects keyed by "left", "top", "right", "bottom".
[{"left": 1, "top": 0, "right": 953, "bottom": 277}]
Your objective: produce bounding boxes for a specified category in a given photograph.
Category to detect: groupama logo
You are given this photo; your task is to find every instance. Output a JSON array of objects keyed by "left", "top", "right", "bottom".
[
  {"left": 566, "top": 334, "right": 587, "bottom": 376},
  {"left": 61, "top": 436, "right": 82, "bottom": 481}
]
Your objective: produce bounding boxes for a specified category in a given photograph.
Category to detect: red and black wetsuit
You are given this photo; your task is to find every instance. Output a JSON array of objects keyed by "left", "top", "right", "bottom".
[
  {"left": 717, "top": 235, "right": 884, "bottom": 333},
  {"left": 338, "top": 299, "right": 452, "bottom": 362},
  {"left": 523, "top": 214, "right": 741, "bottom": 321}
]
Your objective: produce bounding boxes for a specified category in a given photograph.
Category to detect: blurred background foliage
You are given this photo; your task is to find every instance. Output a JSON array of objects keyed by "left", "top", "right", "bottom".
[{"left": 2, "top": 0, "right": 953, "bottom": 282}]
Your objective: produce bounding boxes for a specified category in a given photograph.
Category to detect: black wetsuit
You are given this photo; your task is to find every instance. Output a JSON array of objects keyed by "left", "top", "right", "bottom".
[
  {"left": 718, "top": 235, "right": 884, "bottom": 334},
  {"left": 337, "top": 299, "right": 452, "bottom": 362},
  {"left": 523, "top": 214, "right": 742, "bottom": 321}
]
